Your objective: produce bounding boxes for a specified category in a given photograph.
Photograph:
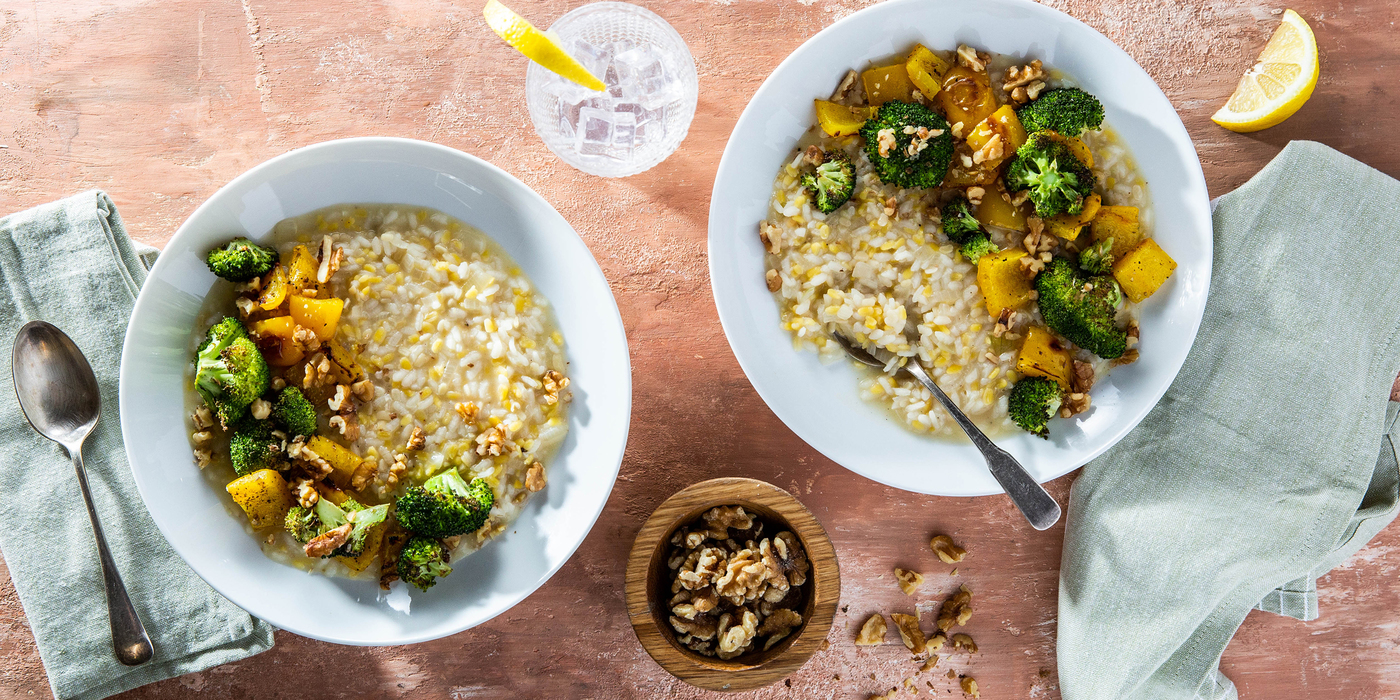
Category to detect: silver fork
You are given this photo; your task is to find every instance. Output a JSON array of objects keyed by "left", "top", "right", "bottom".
[{"left": 833, "top": 332, "right": 1061, "bottom": 530}]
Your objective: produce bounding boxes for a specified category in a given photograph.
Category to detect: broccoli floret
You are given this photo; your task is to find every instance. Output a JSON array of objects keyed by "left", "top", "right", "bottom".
[
  {"left": 206, "top": 238, "right": 278, "bottom": 282},
  {"left": 195, "top": 317, "right": 271, "bottom": 428},
  {"left": 1004, "top": 132, "right": 1097, "bottom": 218},
  {"left": 959, "top": 234, "right": 1000, "bottom": 264},
  {"left": 285, "top": 505, "right": 321, "bottom": 544},
  {"left": 394, "top": 469, "right": 495, "bottom": 539},
  {"left": 1016, "top": 88, "right": 1105, "bottom": 137},
  {"left": 1034, "top": 258, "right": 1127, "bottom": 358},
  {"left": 398, "top": 536, "right": 453, "bottom": 591},
  {"left": 859, "top": 100, "right": 954, "bottom": 189},
  {"left": 940, "top": 194, "right": 983, "bottom": 245},
  {"left": 228, "top": 417, "right": 281, "bottom": 476},
  {"left": 272, "top": 387, "right": 318, "bottom": 438},
  {"left": 1078, "top": 237, "right": 1115, "bottom": 275},
  {"left": 332, "top": 501, "right": 389, "bottom": 558},
  {"left": 1009, "top": 377, "right": 1064, "bottom": 438},
  {"left": 801, "top": 154, "right": 855, "bottom": 213}
]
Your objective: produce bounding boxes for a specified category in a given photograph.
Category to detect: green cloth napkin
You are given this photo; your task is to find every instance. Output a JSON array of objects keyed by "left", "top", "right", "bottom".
[
  {"left": 0, "top": 192, "right": 274, "bottom": 700},
  {"left": 1058, "top": 141, "right": 1400, "bottom": 700}
]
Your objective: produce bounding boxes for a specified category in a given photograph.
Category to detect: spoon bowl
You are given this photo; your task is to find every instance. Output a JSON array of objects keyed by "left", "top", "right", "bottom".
[{"left": 12, "top": 321, "right": 154, "bottom": 666}]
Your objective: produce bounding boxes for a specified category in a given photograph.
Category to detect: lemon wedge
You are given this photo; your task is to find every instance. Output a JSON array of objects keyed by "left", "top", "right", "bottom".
[
  {"left": 1211, "top": 9, "right": 1318, "bottom": 132},
  {"left": 483, "top": 0, "right": 605, "bottom": 92}
]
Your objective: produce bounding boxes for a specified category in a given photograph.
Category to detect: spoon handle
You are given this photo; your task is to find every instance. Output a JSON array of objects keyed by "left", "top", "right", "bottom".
[
  {"left": 903, "top": 362, "right": 1061, "bottom": 530},
  {"left": 71, "top": 449, "right": 154, "bottom": 665}
]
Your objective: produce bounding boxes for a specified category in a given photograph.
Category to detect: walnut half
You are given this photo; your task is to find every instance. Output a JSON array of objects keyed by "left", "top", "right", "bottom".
[
  {"left": 894, "top": 568, "right": 925, "bottom": 595},
  {"left": 890, "top": 613, "right": 927, "bottom": 654},
  {"left": 930, "top": 535, "right": 967, "bottom": 564}
]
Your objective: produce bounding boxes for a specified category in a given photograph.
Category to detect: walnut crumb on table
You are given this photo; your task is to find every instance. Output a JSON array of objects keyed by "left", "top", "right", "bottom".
[
  {"left": 856, "top": 613, "right": 888, "bottom": 645},
  {"left": 894, "top": 567, "right": 925, "bottom": 595}
]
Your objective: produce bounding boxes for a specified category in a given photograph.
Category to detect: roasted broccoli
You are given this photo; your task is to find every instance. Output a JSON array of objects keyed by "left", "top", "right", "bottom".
[
  {"left": 1009, "top": 377, "right": 1064, "bottom": 438},
  {"left": 859, "top": 100, "right": 954, "bottom": 189},
  {"left": 272, "top": 387, "right": 318, "bottom": 438},
  {"left": 1034, "top": 258, "right": 1127, "bottom": 359},
  {"left": 195, "top": 317, "right": 271, "bottom": 428},
  {"left": 1016, "top": 88, "right": 1105, "bottom": 137},
  {"left": 206, "top": 237, "right": 278, "bottom": 282},
  {"left": 394, "top": 468, "right": 495, "bottom": 539},
  {"left": 284, "top": 497, "right": 389, "bottom": 558},
  {"left": 940, "top": 194, "right": 983, "bottom": 245},
  {"left": 959, "top": 234, "right": 1000, "bottom": 264},
  {"left": 801, "top": 154, "right": 855, "bottom": 213},
  {"left": 398, "top": 536, "right": 453, "bottom": 591},
  {"left": 229, "top": 417, "right": 281, "bottom": 476},
  {"left": 1078, "top": 237, "right": 1115, "bottom": 275},
  {"left": 1003, "top": 132, "right": 1097, "bottom": 218}
]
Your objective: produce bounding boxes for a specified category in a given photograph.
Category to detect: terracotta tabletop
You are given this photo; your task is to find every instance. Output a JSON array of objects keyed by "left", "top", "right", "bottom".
[{"left": 2, "top": 1, "right": 1399, "bottom": 698}]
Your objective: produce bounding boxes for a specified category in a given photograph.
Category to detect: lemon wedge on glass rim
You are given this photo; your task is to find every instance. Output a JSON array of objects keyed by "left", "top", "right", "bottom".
[
  {"left": 1211, "top": 9, "right": 1318, "bottom": 133},
  {"left": 483, "top": 0, "right": 606, "bottom": 92}
]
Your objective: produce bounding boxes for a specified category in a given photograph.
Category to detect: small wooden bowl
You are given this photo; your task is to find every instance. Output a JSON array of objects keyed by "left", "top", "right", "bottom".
[{"left": 625, "top": 477, "right": 840, "bottom": 691}]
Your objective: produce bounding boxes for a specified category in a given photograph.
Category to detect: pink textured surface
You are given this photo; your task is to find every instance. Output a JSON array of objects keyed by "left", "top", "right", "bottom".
[{"left": 2, "top": 1, "right": 1400, "bottom": 698}]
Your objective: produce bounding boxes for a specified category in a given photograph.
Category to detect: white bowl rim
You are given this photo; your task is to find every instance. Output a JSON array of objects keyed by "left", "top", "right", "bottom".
[
  {"left": 706, "top": 0, "right": 1212, "bottom": 496},
  {"left": 119, "top": 136, "right": 632, "bottom": 644}
]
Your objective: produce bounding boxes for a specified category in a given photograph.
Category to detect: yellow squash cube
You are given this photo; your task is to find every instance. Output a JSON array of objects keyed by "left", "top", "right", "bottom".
[
  {"left": 965, "top": 105, "right": 1028, "bottom": 169},
  {"left": 307, "top": 436, "right": 375, "bottom": 491},
  {"left": 905, "top": 45, "right": 951, "bottom": 99},
  {"left": 336, "top": 522, "right": 387, "bottom": 573},
  {"left": 976, "top": 249, "right": 1032, "bottom": 318},
  {"left": 813, "top": 100, "right": 872, "bottom": 137},
  {"left": 1089, "top": 206, "right": 1142, "bottom": 259},
  {"left": 937, "top": 65, "right": 999, "bottom": 130},
  {"left": 284, "top": 245, "right": 322, "bottom": 295},
  {"left": 256, "top": 264, "right": 289, "bottom": 311},
  {"left": 289, "top": 295, "right": 344, "bottom": 342},
  {"left": 226, "top": 469, "right": 294, "bottom": 531},
  {"left": 1015, "top": 326, "right": 1072, "bottom": 389},
  {"left": 1113, "top": 239, "right": 1178, "bottom": 303},
  {"left": 326, "top": 339, "right": 367, "bottom": 384},
  {"left": 975, "top": 189, "right": 1029, "bottom": 232},
  {"left": 1043, "top": 215, "right": 1086, "bottom": 242},
  {"left": 861, "top": 64, "right": 916, "bottom": 106}
]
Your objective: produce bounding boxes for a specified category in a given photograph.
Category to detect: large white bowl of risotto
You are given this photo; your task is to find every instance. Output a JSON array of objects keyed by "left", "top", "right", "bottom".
[
  {"left": 119, "top": 137, "right": 631, "bottom": 644},
  {"left": 708, "top": 0, "right": 1212, "bottom": 496}
]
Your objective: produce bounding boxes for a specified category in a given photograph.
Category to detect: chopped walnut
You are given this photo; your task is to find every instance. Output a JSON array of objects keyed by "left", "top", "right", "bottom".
[
  {"left": 541, "top": 370, "right": 570, "bottom": 405},
  {"left": 929, "top": 632, "right": 948, "bottom": 651},
  {"left": 1061, "top": 392, "right": 1092, "bottom": 418},
  {"left": 271, "top": 376, "right": 286, "bottom": 391},
  {"left": 1003, "top": 60, "right": 1046, "bottom": 104},
  {"left": 930, "top": 535, "right": 967, "bottom": 564},
  {"left": 191, "top": 430, "right": 213, "bottom": 445},
  {"left": 249, "top": 398, "right": 272, "bottom": 421},
  {"left": 294, "top": 479, "right": 320, "bottom": 508},
  {"left": 992, "top": 308, "right": 1015, "bottom": 338},
  {"left": 938, "top": 585, "right": 973, "bottom": 632},
  {"left": 951, "top": 121, "right": 965, "bottom": 139},
  {"left": 192, "top": 405, "right": 215, "bottom": 430},
  {"left": 884, "top": 196, "right": 898, "bottom": 218},
  {"left": 291, "top": 325, "right": 321, "bottom": 354},
  {"left": 1018, "top": 254, "right": 1046, "bottom": 278},
  {"left": 1114, "top": 349, "right": 1141, "bottom": 366},
  {"left": 803, "top": 145, "right": 825, "bottom": 166},
  {"left": 386, "top": 453, "right": 408, "bottom": 487},
  {"left": 890, "top": 613, "right": 927, "bottom": 654},
  {"left": 952, "top": 633, "right": 978, "bottom": 654},
  {"left": 406, "top": 425, "right": 427, "bottom": 451},
  {"left": 234, "top": 296, "right": 257, "bottom": 318},
  {"left": 717, "top": 609, "right": 759, "bottom": 660},
  {"left": 350, "top": 459, "right": 376, "bottom": 492},
  {"left": 759, "top": 221, "right": 783, "bottom": 255},
  {"left": 894, "top": 568, "right": 925, "bottom": 595},
  {"left": 971, "top": 133, "right": 1004, "bottom": 166},
  {"left": 960, "top": 676, "right": 980, "bottom": 698},
  {"left": 455, "top": 401, "right": 479, "bottom": 422},
  {"left": 956, "top": 44, "right": 988, "bottom": 72},
  {"left": 328, "top": 384, "right": 354, "bottom": 413},
  {"left": 830, "top": 69, "right": 860, "bottom": 104},
  {"left": 1072, "top": 360, "right": 1095, "bottom": 393},
  {"left": 525, "top": 461, "right": 546, "bottom": 492},
  {"left": 303, "top": 352, "right": 332, "bottom": 388},
  {"left": 316, "top": 236, "right": 344, "bottom": 284},
  {"left": 856, "top": 613, "right": 888, "bottom": 646},
  {"left": 192, "top": 449, "right": 211, "bottom": 469},
  {"left": 474, "top": 424, "right": 515, "bottom": 456},
  {"left": 920, "top": 656, "right": 940, "bottom": 673},
  {"left": 876, "top": 128, "right": 897, "bottom": 158},
  {"left": 965, "top": 186, "right": 986, "bottom": 205},
  {"left": 351, "top": 379, "right": 375, "bottom": 402},
  {"left": 286, "top": 435, "right": 331, "bottom": 476},
  {"left": 765, "top": 269, "right": 781, "bottom": 292},
  {"left": 303, "top": 523, "right": 352, "bottom": 557},
  {"left": 328, "top": 414, "right": 360, "bottom": 441}
]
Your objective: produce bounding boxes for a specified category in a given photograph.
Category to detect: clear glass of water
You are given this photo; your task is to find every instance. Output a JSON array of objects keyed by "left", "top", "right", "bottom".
[{"left": 525, "top": 2, "right": 698, "bottom": 178}]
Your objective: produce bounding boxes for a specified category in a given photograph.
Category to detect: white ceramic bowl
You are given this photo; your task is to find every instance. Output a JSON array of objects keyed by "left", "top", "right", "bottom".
[
  {"left": 119, "top": 138, "right": 632, "bottom": 645},
  {"left": 708, "top": 0, "right": 1212, "bottom": 496}
]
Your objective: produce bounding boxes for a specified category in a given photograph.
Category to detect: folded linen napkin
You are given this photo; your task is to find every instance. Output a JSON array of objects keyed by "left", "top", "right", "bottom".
[
  {"left": 1057, "top": 141, "right": 1400, "bottom": 700},
  {"left": 0, "top": 192, "right": 273, "bottom": 700}
]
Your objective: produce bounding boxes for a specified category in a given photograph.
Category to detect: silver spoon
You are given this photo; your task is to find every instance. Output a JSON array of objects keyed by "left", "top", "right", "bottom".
[
  {"left": 833, "top": 332, "right": 1061, "bottom": 530},
  {"left": 12, "top": 321, "right": 154, "bottom": 666}
]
